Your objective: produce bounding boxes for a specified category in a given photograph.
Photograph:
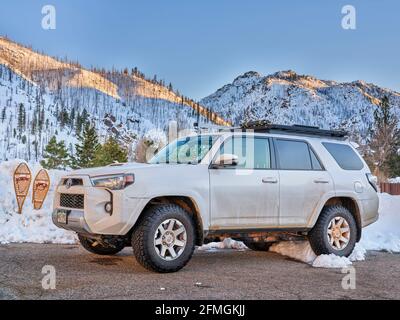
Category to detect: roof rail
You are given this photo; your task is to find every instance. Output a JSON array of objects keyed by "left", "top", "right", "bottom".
[
  {"left": 241, "top": 121, "right": 348, "bottom": 139},
  {"left": 193, "top": 122, "right": 235, "bottom": 132}
]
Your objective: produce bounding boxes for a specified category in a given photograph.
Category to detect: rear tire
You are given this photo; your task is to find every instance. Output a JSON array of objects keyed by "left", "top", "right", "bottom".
[
  {"left": 78, "top": 234, "right": 125, "bottom": 256},
  {"left": 308, "top": 205, "right": 357, "bottom": 257},
  {"left": 243, "top": 240, "right": 273, "bottom": 251},
  {"left": 132, "top": 204, "right": 196, "bottom": 273}
]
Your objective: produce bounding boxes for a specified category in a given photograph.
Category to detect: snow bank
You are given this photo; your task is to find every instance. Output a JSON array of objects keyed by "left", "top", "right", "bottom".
[
  {"left": 198, "top": 238, "right": 247, "bottom": 251},
  {"left": 268, "top": 241, "right": 367, "bottom": 268},
  {"left": 0, "top": 160, "right": 76, "bottom": 244},
  {"left": 269, "top": 241, "right": 316, "bottom": 264},
  {"left": 360, "top": 193, "right": 400, "bottom": 252},
  {"left": 312, "top": 254, "right": 352, "bottom": 268}
]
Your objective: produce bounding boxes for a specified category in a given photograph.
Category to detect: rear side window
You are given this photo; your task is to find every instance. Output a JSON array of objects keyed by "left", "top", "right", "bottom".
[
  {"left": 276, "top": 139, "right": 311, "bottom": 170},
  {"left": 322, "top": 142, "right": 364, "bottom": 170}
]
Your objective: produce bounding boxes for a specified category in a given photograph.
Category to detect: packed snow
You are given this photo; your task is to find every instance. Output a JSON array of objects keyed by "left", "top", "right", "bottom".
[
  {"left": 0, "top": 160, "right": 76, "bottom": 244},
  {"left": 0, "top": 160, "right": 399, "bottom": 269},
  {"left": 269, "top": 241, "right": 316, "bottom": 264},
  {"left": 198, "top": 238, "right": 248, "bottom": 251},
  {"left": 358, "top": 193, "right": 400, "bottom": 252}
]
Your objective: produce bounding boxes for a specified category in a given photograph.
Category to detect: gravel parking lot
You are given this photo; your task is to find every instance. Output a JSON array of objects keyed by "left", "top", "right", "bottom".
[{"left": 0, "top": 244, "right": 399, "bottom": 300}]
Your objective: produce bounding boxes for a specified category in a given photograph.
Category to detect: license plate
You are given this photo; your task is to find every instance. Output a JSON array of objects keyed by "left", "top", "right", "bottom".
[{"left": 57, "top": 210, "right": 69, "bottom": 224}]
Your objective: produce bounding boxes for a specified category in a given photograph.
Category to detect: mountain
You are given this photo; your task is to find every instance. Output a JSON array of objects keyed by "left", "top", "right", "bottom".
[
  {"left": 2, "top": 36, "right": 400, "bottom": 163},
  {"left": 0, "top": 37, "right": 228, "bottom": 162},
  {"left": 201, "top": 70, "right": 400, "bottom": 138}
]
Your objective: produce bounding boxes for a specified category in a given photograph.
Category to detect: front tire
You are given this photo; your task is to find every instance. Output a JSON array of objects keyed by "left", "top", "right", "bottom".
[
  {"left": 132, "top": 204, "right": 196, "bottom": 273},
  {"left": 78, "top": 234, "right": 126, "bottom": 256},
  {"left": 308, "top": 205, "right": 357, "bottom": 257}
]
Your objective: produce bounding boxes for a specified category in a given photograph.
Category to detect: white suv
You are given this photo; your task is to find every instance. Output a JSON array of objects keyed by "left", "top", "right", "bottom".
[{"left": 53, "top": 124, "right": 379, "bottom": 273}]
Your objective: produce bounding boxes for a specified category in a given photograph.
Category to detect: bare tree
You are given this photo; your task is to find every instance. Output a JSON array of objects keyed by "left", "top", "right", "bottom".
[{"left": 363, "top": 96, "right": 400, "bottom": 180}]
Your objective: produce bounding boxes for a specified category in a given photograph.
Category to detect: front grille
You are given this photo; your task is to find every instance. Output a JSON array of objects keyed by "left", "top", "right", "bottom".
[
  {"left": 62, "top": 178, "right": 83, "bottom": 187},
  {"left": 60, "top": 194, "right": 84, "bottom": 209}
]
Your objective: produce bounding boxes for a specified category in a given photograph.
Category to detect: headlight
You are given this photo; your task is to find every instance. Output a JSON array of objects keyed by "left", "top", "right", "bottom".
[{"left": 91, "top": 174, "right": 135, "bottom": 190}]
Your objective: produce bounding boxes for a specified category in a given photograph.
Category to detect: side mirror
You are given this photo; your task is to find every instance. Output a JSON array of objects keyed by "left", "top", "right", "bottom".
[{"left": 212, "top": 154, "right": 239, "bottom": 168}]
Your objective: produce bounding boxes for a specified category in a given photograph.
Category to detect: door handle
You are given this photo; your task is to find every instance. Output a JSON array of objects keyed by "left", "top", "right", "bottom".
[
  {"left": 314, "top": 178, "right": 329, "bottom": 184},
  {"left": 262, "top": 177, "right": 278, "bottom": 184}
]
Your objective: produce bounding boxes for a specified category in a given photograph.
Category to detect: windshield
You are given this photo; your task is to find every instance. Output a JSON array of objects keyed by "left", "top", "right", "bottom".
[{"left": 149, "top": 135, "right": 218, "bottom": 164}]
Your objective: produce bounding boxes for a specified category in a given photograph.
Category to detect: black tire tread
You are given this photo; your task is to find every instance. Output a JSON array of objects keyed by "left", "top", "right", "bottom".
[
  {"left": 132, "top": 204, "right": 195, "bottom": 273},
  {"left": 308, "top": 205, "right": 357, "bottom": 257}
]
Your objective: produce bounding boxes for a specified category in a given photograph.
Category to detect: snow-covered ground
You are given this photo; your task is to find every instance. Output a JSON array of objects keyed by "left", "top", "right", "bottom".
[
  {"left": 0, "top": 160, "right": 76, "bottom": 244},
  {"left": 0, "top": 160, "right": 399, "bottom": 268}
]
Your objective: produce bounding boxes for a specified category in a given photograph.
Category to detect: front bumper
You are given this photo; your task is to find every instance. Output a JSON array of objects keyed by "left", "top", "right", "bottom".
[
  {"left": 52, "top": 209, "right": 91, "bottom": 234},
  {"left": 52, "top": 175, "right": 149, "bottom": 235}
]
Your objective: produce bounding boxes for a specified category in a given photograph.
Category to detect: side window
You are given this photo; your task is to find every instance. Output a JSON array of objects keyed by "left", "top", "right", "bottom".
[
  {"left": 275, "top": 139, "right": 314, "bottom": 170},
  {"left": 253, "top": 138, "right": 271, "bottom": 169},
  {"left": 322, "top": 142, "right": 364, "bottom": 170},
  {"left": 218, "top": 136, "right": 271, "bottom": 169}
]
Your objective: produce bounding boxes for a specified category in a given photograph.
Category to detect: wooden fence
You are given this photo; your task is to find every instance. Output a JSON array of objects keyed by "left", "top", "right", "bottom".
[{"left": 380, "top": 183, "right": 400, "bottom": 195}]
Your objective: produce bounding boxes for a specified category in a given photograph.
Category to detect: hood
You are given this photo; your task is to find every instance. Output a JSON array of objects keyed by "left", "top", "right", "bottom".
[{"left": 67, "top": 162, "right": 157, "bottom": 177}]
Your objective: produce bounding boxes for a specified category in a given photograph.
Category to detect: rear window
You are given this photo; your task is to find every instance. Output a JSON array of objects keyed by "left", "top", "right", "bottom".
[{"left": 322, "top": 142, "right": 364, "bottom": 170}]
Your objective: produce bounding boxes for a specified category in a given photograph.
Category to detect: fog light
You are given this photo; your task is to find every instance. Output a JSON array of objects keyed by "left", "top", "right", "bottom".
[{"left": 104, "top": 202, "right": 113, "bottom": 214}]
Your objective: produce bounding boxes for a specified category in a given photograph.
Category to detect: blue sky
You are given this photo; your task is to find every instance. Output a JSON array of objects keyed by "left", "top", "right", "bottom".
[{"left": 0, "top": 0, "right": 399, "bottom": 99}]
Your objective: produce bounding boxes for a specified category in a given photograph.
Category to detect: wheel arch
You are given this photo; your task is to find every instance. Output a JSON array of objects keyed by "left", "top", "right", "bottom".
[
  {"left": 135, "top": 196, "right": 204, "bottom": 246},
  {"left": 316, "top": 196, "right": 363, "bottom": 242}
]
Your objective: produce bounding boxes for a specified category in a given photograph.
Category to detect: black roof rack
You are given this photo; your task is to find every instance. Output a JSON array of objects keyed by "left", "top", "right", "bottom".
[{"left": 241, "top": 121, "right": 348, "bottom": 139}]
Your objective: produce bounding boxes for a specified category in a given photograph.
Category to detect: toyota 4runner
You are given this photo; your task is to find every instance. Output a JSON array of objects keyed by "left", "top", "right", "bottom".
[{"left": 53, "top": 123, "right": 379, "bottom": 273}]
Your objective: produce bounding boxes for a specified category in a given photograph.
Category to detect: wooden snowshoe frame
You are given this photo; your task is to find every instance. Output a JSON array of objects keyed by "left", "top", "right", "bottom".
[
  {"left": 13, "top": 163, "right": 32, "bottom": 214},
  {"left": 32, "top": 169, "right": 50, "bottom": 210}
]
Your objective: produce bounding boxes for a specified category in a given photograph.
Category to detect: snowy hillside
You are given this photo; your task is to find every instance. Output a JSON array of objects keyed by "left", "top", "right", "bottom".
[
  {"left": 0, "top": 37, "right": 227, "bottom": 162},
  {"left": 3, "top": 35, "right": 400, "bottom": 163},
  {"left": 201, "top": 70, "right": 400, "bottom": 138}
]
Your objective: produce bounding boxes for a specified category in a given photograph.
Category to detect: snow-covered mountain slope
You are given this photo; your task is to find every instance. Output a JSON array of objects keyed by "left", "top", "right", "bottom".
[
  {"left": 0, "top": 37, "right": 230, "bottom": 162},
  {"left": 201, "top": 70, "right": 400, "bottom": 138},
  {"left": 2, "top": 35, "right": 400, "bottom": 163}
]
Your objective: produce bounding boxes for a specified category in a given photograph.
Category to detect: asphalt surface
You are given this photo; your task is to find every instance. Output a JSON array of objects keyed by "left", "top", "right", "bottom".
[{"left": 0, "top": 244, "right": 399, "bottom": 300}]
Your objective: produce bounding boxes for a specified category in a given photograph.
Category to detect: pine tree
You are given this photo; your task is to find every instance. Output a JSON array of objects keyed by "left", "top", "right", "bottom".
[
  {"left": 17, "top": 103, "right": 26, "bottom": 138},
  {"left": 59, "top": 108, "right": 70, "bottom": 128},
  {"left": 1, "top": 107, "right": 6, "bottom": 123},
  {"left": 75, "top": 108, "right": 89, "bottom": 135},
  {"left": 72, "top": 123, "right": 100, "bottom": 168},
  {"left": 40, "top": 136, "right": 70, "bottom": 169},
  {"left": 93, "top": 137, "right": 128, "bottom": 167}
]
